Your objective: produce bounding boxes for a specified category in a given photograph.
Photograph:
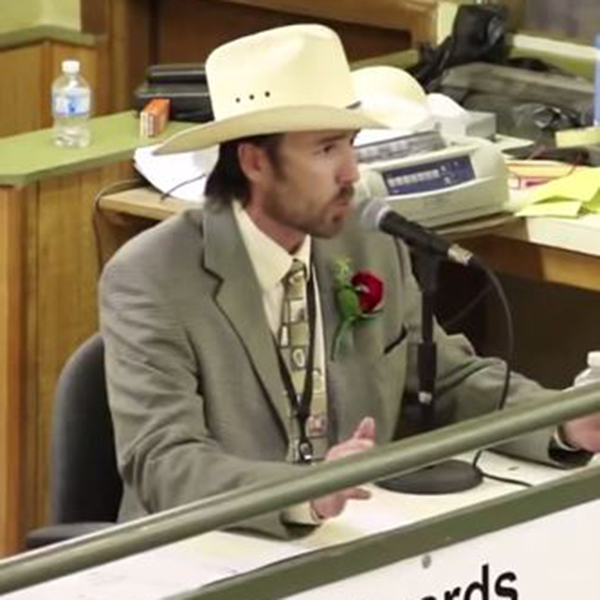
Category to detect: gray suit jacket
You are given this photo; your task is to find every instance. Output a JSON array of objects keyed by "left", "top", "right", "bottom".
[{"left": 99, "top": 204, "right": 566, "bottom": 538}]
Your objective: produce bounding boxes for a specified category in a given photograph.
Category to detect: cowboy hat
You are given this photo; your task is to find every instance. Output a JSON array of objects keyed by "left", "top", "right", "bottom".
[
  {"left": 154, "top": 24, "right": 385, "bottom": 155},
  {"left": 351, "top": 65, "right": 435, "bottom": 132}
]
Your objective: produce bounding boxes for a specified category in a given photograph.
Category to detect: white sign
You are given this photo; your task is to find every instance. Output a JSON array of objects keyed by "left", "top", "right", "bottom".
[{"left": 287, "top": 498, "right": 600, "bottom": 600}]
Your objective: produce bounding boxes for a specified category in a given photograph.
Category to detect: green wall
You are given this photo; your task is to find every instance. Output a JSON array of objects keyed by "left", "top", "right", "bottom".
[{"left": 0, "top": 0, "right": 79, "bottom": 34}]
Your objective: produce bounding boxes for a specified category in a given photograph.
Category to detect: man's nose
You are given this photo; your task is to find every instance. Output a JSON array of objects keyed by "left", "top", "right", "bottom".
[{"left": 339, "top": 149, "right": 360, "bottom": 185}]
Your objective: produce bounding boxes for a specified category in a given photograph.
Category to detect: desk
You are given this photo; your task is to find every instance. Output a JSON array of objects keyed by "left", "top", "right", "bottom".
[
  {"left": 3, "top": 452, "right": 600, "bottom": 599},
  {"left": 464, "top": 217, "right": 600, "bottom": 294},
  {"left": 0, "top": 115, "right": 193, "bottom": 556},
  {"left": 98, "top": 186, "right": 600, "bottom": 293}
]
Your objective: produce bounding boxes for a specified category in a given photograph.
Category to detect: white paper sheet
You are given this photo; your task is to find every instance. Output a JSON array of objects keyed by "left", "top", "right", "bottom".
[{"left": 133, "top": 145, "right": 218, "bottom": 203}]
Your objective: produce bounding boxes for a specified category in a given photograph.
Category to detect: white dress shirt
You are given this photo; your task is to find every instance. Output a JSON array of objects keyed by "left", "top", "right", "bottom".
[{"left": 233, "top": 202, "right": 327, "bottom": 524}]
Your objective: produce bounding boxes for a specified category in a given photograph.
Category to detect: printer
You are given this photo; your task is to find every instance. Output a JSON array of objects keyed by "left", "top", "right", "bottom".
[
  {"left": 354, "top": 128, "right": 509, "bottom": 228},
  {"left": 352, "top": 66, "right": 509, "bottom": 227}
]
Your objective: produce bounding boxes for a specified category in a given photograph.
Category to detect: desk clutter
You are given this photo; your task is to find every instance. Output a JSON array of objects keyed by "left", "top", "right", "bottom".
[
  {"left": 133, "top": 63, "right": 214, "bottom": 131},
  {"left": 508, "top": 161, "right": 600, "bottom": 217},
  {"left": 130, "top": 3, "right": 600, "bottom": 234}
]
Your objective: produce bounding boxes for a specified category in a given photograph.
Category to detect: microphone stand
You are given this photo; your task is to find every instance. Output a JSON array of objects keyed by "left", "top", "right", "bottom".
[{"left": 378, "top": 250, "right": 483, "bottom": 494}]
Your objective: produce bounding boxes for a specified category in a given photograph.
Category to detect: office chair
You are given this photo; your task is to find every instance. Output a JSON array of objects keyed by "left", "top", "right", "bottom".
[{"left": 26, "top": 333, "right": 123, "bottom": 549}]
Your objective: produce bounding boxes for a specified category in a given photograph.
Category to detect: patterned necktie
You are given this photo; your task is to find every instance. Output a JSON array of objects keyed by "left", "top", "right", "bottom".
[{"left": 278, "top": 259, "right": 328, "bottom": 463}]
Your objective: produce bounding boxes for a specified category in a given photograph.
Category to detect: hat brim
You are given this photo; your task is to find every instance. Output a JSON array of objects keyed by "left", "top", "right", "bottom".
[{"left": 154, "top": 105, "right": 385, "bottom": 155}]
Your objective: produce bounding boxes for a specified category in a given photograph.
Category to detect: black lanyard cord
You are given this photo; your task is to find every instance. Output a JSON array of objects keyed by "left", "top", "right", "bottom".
[{"left": 274, "top": 269, "right": 317, "bottom": 461}]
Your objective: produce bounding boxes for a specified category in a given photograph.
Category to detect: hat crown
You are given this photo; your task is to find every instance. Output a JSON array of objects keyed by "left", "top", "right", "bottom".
[
  {"left": 154, "top": 25, "right": 386, "bottom": 155},
  {"left": 207, "top": 25, "right": 358, "bottom": 121}
]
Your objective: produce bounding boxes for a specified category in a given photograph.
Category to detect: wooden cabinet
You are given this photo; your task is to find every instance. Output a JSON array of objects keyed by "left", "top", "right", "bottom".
[{"left": 0, "top": 113, "right": 191, "bottom": 556}]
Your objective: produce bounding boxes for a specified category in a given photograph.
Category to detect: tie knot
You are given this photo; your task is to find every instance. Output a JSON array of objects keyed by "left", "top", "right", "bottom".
[{"left": 285, "top": 259, "right": 307, "bottom": 287}]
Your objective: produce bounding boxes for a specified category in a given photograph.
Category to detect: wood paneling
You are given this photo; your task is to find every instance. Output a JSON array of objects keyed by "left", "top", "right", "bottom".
[
  {"left": 216, "top": 0, "right": 438, "bottom": 40},
  {"left": 0, "top": 46, "right": 45, "bottom": 136},
  {"left": 109, "top": 0, "right": 154, "bottom": 112},
  {"left": 157, "top": 0, "right": 412, "bottom": 64},
  {"left": 81, "top": 0, "right": 111, "bottom": 35},
  {"left": 0, "top": 187, "right": 26, "bottom": 556},
  {"left": 92, "top": 0, "right": 426, "bottom": 111},
  {"left": 0, "top": 161, "right": 135, "bottom": 556}
]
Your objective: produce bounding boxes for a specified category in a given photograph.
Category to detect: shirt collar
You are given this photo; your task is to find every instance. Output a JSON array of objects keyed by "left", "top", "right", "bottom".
[{"left": 233, "top": 201, "right": 311, "bottom": 293}]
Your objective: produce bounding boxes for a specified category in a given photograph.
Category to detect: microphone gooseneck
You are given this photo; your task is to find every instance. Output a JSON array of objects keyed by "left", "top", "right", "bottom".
[{"left": 358, "top": 197, "right": 478, "bottom": 268}]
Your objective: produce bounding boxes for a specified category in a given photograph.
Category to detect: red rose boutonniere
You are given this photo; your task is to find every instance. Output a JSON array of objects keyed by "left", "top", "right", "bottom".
[{"left": 332, "top": 259, "right": 384, "bottom": 360}]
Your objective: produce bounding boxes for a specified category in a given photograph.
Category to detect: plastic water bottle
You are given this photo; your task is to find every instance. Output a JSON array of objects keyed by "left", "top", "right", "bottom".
[
  {"left": 51, "top": 60, "right": 92, "bottom": 148},
  {"left": 573, "top": 351, "right": 600, "bottom": 387}
]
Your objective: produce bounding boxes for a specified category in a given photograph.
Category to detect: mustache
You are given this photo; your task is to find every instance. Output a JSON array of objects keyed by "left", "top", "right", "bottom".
[{"left": 336, "top": 185, "right": 355, "bottom": 202}]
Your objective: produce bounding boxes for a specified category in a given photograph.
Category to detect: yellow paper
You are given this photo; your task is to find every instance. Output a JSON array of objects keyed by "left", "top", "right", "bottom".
[
  {"left": 583, "top": 189, "right": 600, "bottom": 213},
  {"left": 528, "top": 167, "right": 600, "bottom": 204},
  {"left": 507, "top": 159, "right": 584, "bottom": 182},
  {"left": 516, "top": 200, "right": 583, "bottom": 218}
]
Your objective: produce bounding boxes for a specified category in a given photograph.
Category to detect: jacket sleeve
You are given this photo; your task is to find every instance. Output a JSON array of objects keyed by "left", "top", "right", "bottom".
[{"left": 394, "top": 240, "right": 591, "bottom": 468}]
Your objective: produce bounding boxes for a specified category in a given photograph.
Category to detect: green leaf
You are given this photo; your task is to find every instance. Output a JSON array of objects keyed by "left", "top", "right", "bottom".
[{"left": 336, "top": 287, "right": 362, "bottom": 320}]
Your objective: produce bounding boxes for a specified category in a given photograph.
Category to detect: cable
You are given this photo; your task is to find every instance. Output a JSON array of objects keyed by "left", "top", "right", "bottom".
[
  {"left": 441, "top": 280, "right": 493, "bottom": 331},
  {"left": 159, "top": 173, "right": 206, "bottom": 201},
  {"left": 470, "top": 261, "right": 515, "bottom": 470},
  {"left": 92, "top": 178, "right": 144, "bottom": 271}
]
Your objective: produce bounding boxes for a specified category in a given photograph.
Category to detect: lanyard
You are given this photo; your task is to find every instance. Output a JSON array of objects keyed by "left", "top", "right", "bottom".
[{"left": 274, "top": 270, "right": 317, "bottom": 464}]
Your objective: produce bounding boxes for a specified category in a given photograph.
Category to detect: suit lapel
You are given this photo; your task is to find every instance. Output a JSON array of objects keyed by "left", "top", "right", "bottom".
[
  {"left": 313, "top": 243, "right": 337, "bottom": 364},
  {"left": 202, "top": 206, "right": 289, "bottom": 434},
  {"left": 314, "top": 236, "right": 379, "bottom": 442},
  {"left": 313, "top": 239, "right": 348, "bottom": 441}
]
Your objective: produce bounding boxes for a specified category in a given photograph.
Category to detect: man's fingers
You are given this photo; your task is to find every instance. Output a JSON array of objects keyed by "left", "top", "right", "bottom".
[
  {"left": 352, "top": 416, "right": 376, "bottom": 441},
  {"left": 312, "top": 419, "right": 376, "bottom": 519},
  {"left": 326, "top": 437, "right": 374, "bottom": 460},
  {"left": 311, "top": 486, "right": 372, "bottom": 519},
  {"left": 344, "top": 486, "right": 371, "bottom": 501}
]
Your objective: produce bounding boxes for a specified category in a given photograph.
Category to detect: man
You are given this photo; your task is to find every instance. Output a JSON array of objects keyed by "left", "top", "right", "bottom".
[{"left": 100, "top": 24, "right": 600, "bottom": 538}]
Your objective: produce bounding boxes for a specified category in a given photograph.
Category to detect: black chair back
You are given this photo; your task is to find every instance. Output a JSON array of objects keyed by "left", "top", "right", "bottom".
[{"left": 50, "top": 333, "right": 122, "bottom": 523}]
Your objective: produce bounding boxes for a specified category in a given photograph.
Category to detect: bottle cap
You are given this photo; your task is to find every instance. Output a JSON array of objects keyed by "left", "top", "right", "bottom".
[
  {"left": 62, "top": 60, "right": 81, "bottom": 75},
  {"left": 587, "top": 351, "right": 600, "bottom": 368}
]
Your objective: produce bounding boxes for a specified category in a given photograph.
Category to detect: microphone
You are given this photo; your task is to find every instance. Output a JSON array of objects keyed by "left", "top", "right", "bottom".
[{"left": 358, "top": 197, "right": 479, "bottom": 268}]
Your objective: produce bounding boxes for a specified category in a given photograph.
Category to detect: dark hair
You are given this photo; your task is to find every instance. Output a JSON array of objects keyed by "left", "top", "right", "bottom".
[{"left": 204, "top": 134, "right": 283, "bottom": 207}]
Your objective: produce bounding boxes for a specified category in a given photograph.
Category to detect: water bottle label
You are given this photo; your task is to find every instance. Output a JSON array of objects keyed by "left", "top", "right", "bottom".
[{"left": 53, "top": 90, "right": 91, "bottom": 117}]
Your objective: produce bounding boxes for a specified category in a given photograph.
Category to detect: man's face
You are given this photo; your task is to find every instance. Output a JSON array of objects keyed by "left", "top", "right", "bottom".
[{"left": 244, "top": 130, "right": 360, "bottom": 250}]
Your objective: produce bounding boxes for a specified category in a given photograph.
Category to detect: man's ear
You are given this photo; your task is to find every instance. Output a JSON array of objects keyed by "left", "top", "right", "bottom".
[{"left": 238, "top": 142, "right": 270, "bottom": 185}]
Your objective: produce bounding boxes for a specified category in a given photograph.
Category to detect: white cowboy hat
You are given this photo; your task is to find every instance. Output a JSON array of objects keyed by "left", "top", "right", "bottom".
[
  {"left": 154, "top": 24, "right": 385, "bottom": 155},
  {"left": 351, "top": 65, "right": 435, "bottom": 132}
]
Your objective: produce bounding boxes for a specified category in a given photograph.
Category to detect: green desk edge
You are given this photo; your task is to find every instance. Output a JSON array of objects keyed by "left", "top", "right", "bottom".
[
  {"left": 173, "top": 465, "right": 600, "bottom": 600},
  {"left": 0, "top": 25, "right": 97, "bottom": 51},
  {"left": 0, "top": 112, "right": 195, "bottom": 187}
]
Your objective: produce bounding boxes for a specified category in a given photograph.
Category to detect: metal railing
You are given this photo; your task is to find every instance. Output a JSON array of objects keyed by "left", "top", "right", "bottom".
[{"left": 1, "top": 381, "right": 600, "bottom": 595}]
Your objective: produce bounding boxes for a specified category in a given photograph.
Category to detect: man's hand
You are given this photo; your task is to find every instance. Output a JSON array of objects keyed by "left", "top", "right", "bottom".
[
  {"left": 310, "top": 417, "right": 376, "bottom": 520},
  {"left": 562, "top": 412, "right": 600, "bottom": 453}
]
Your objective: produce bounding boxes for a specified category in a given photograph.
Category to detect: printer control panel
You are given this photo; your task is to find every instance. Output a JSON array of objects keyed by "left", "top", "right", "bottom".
[{"left": 382, "top": 156, "right": 475, "bottom": 196}]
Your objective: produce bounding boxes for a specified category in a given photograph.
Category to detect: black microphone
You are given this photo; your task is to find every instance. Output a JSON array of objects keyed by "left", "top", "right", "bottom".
[{"left": 358, "top": 197, "right": 479, "bottom": 268}]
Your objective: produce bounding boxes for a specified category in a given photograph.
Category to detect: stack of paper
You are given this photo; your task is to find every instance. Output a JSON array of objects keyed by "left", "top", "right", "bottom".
[{"left": 510, "top": 162, "right": 600, "bottom": 217}]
